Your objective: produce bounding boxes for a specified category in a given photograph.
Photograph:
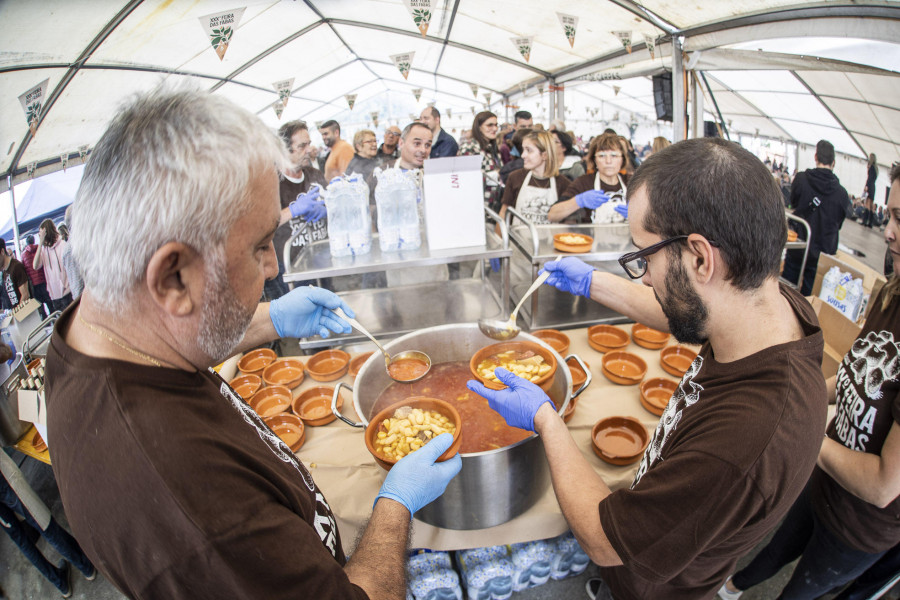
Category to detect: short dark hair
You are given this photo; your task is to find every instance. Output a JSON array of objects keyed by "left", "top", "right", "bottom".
[
  {"left": 890, "top": 162, "right": 899, "bottom": 185},
  {"left": 401, "top": 121, "right": 432, "bottom": 140},
  {"left": 815, "top": 140, "right": 835, "bottom": 166},
  {"left": 25, "top": 235, "right": 34, "bottom": 245},
  {"left": 425, "top": 107, "right": 440, "bottom": 120},
  {"left": 603, "top": 128, "right": 618, "bottom": 135},
  {"left": 319, "top": 120, "right": 340, "bottom": 134},
  {"left": 514, "top": 110, "right": 532, "bottom": 122},
  {"left": 511, "top": 128, "right": 531, "bottom": 154},
  {"left": 553, "top": 130, "right": 577, "bottom": 156},
  {"left": 471, "top": 111, "right": 498, "bottom": 152},
  {"left": 277, "top": 120, "right": 308, "bottom": 149},
  {"left": 629, "top": 138, "right": 786, "bottom": 291}
]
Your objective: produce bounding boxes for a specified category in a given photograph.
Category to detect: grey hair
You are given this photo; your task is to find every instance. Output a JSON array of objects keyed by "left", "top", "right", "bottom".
[{"left": 72, "top": 88, "right": 287, "bottom": 314}]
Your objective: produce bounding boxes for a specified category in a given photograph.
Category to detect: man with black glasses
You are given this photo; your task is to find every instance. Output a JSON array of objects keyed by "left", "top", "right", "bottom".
[{"left": 467, "top": 138, "right": 827, "bottom": 600}]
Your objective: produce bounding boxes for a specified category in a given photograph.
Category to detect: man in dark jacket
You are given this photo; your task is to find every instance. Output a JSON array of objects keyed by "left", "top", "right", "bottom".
[
  {"left": 781, "top": 139, "right": 852, "bottom": 295},
  {"left": 419, "top": 107, "right": 458, "bottom": 159}
]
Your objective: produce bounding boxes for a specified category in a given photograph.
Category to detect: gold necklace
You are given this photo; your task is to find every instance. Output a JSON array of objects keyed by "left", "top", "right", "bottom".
[{"left": 78, "top": 314, "right": 164, "bottom": 368}]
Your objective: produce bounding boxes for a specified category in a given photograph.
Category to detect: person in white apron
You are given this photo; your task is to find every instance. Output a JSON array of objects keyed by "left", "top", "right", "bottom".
[
  {"left": 547, "top": 132, "right": 630, "bottom": 224},
  {"left": 499, "top": 130, "right": 570, "bottom": 225}
]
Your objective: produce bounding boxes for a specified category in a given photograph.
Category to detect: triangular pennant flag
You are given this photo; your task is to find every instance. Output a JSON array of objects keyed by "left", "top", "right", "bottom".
[
  {"left": 390, "top": 52, "right": 415, "bottom": 79},
  {"left": 403, "top": 0, "right": 435, "bottom": 37},
  {"left": 613, "top": 85, "right": 621, "bottom": 96},
  {"left": 643, "top": 34, "right": 656, "bottom": 59},
  {"left": 371, "top": 111, "right": 380, "bottom": 128},
  {"left": 537, "top": 84, "right": 545, "bottom": 95},
  {"left": 346, "top": 94, "right": 357, "bottom": 110},
  {"left": 445, "top": 108, "right": 452, "bottom": 118},
  {"left": 412, "top": 88, "right": 423, "bottom": 102},
  {"left": 272, "top": 78, "right": 294, "bottom": 107},
  {"left": 18, "top": 78, "right": 50, "bottom": 136},
  {"left": 518, "top": 82, "right": 527, "bottom": 95},
  {"left": 469, "top": 83, "right": 479, "bottom": 98},
  {"left": 510, "top": 36, "right": 534, "bottom": 63},
  {"left": 78, "top": 145, "right": 88, "bottom": 161},
  {"left": 314, "top": 121, "right": 324, "bottom": 130},
  {"left": 409, "top": 113, "right": 418, "bottom": 121},
  {"left": 557, "top": 13, "right": 578, "bottom": 48},
  {"left": 27, "top": 162, "right": 36, "bottom": 179},
  {"left": 198, "top": 7, "right": 246, "bottom": 61},
  {"left": 272, "top": 101, "right": 284, "bottom": 120},
  {"left": 483, "top": 92, "right": 492, "bottom": 105},
  {"left": 470, "top": 106, "right": 475, "bottom": 115},
  {"left": 60, "top": 153, "right": 68, "bottom": 172},
  {"left": 612, "top": 31, "right": 632, "bottom": 54}
]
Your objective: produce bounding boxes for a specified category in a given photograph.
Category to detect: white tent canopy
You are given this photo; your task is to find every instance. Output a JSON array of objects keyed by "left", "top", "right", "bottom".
[{"left": 2, "top": 0, "right": 899, "bottom": 194}]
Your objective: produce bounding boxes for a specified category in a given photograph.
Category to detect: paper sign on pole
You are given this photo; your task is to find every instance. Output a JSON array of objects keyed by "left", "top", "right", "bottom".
[
  {"left": 346, "top": 93, "right": 357, "bottom": 110},
  {"left": 613, "top": 31, "right": 632, "bottom": 54},
  {"left": 511, "top": 36, "right": 534, "bottom": 63},
  {"left": 390, "top": 52, "right": 414, "bottom": 79},
  {"left": 18, "top": 78, "right": 49, "bottom": 136},
  {"left": 198, "top": 7, "right": 246, "bottom": 61},
  {"left": 412, "top": 88, "right": 423, "bottom": 102},
  {"left": 273, "top": 78, "right": 294, "bottom": 107},
  {"left": 403, "top": 0, "right": 435, "bottom": 36},
  {"left": 557, "top": 13, "right": 578, "bottom": 48},
  {"left": 272, "top": 101, "right": 284, "bottom": 120},
  {"left": 644, "top": 33, "right": 656, "bottom": 59},
  {"left": 422, "top": 155, "right": 486, "bottom": 250}
]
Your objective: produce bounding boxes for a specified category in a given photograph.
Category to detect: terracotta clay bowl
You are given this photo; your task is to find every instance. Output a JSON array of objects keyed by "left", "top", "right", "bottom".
[
  {"left": 264, "top": 413, "right": 306, "bottom": 452},
  {"left": 469, "top": 340, "right": 557, "bottom": 392},
  {"left": 587, "top": 325, "right": 630, "bottom": 353},
  {"left": 262, "top": 358, "right": 305, "bottom": 389},
  {"left": 640, "top": 377, "right": 678, "bottom": 416},
  {"left": 553, "top": 232, "right": 594, "bottom": 253},
  {"left": 591, "top": 416, "right": 650, "bottom": 466},
  {"left": 631, "top": 324, "right": 671, "bottom": 350},
  {"left": 601, "top": 351, "right": 647, "bottom": 385},
  {"left": 531, "top": 329, "right": 570, "bottom": 355},
  {"left": 365, "top": 397, "right": 462, "bottom": 471},
  {"left": 249, "top": 385, "right": 292, "bottom": 418},
  {"left": 349, "top": 352, "right": 374, "bottom": 378},
  {"left": 31, "top": 429, "right": 47, "bottom": 453},
  {"left": 229, "top": 374, "right": 262, "bottom": 401},
  {"left": 306, "top": 349, "right": 351, "bottom": 382},
  {"left": 566, "top": 357, "right": 590, "bottom": 393},
  {"left": 292, "top": 386, "right": 342, "bottom": 427},
  {"left": 563, "top": 398, "right": 576, "bottom": 423},
  {"left": 660, "top": 345, "right": 699, "bottom": 377},
  {"left": 238, "top": 348, "right": 277, "bottom": 376}
]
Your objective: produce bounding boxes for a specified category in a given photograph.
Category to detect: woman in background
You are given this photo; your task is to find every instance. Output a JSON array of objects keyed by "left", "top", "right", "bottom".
[
  {"left": 499, "top": 130, "right": 569, "bottom": 225},
  {"left": 458, "top": 111, "right": 502, "bottom": 211},
  {"left": 32, "top": 219, "right": 70, "bottom": 312},
  {"left": 552, "top": 130, "right": 585, "bottom": 181}
]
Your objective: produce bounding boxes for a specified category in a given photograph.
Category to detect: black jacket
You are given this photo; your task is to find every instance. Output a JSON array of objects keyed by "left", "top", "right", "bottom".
[{"left": 790, "top": 168, "right": 851, "bottom": 258}]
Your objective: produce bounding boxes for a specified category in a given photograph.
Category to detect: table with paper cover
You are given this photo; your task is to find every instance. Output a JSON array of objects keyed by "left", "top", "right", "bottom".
[{"left": 241, "top": 324, "right": 692, "bottom": 552}]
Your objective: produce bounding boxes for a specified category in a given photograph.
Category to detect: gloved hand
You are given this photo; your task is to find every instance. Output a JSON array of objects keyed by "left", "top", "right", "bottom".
[
  {"left": 376, "top": 433, "right": 462, "bottom": 516},
  {"left": 540, "top": 256, "right": 595, "bottom": 298},
  {"left": 289, "top": 186, "right": 326, "bottom": 222},
  {"left": 575, "top": 190, "right": 610, "bottom": 210},
  {"left": 614, "top": 203, "right": 628, "bottom": 219},
  {"left": 490, "top": 258, "right": 501, "bottom": 273},
  {"left": 269, "top": 286, "right": 355, "bottom": 339},
  {"left": 467, "top": 368, "right": 553, "bottom": 432}
]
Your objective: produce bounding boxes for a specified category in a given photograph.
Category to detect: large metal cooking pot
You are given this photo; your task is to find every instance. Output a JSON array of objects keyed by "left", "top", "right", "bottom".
[{"left": 331, "top": 323, "right": 590, "bottom": 530}]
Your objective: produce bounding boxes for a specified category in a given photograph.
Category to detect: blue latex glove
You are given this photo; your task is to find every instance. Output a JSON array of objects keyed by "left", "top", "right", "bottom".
[
  {"left": 574, "top": 190, "right": 610, "bottom": 210},
  {"left": 269, "top": 286, "right": 355, "bottom": 339},
  {"left": 540, "top": 256, "right": 595, "bottom": 298},
  {"left": 490, "top": 258, "right": 501, "bottom": 272},
  {"left": 467, "top": 368, "right": 553, "bottom": 432},
  {"left": 289, "top": 185, "right": 326, "bottom": 222},
  {"left": 376, "top": 433, "right": 462, "bottom": 516},
  {"left": 614, "top": 203, "right": 628, "bottom": 219}
]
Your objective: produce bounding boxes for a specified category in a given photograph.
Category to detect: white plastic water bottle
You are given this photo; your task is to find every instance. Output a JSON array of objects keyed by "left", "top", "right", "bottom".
[
  {"left": 820, "top": 266, "right": 841, "bottom": 300},
  {"left": 846, "top": 278, "right": 864, "bottom": 321},
  {"left": 326, "top": 174, "right": 372, "bottom": 257},
  {"left": 407, "top": 551, "right": 462, "bottom": 600},
  {"left": 549, "top": 531, "right": 590, "bottom": 580},
  {"left": 456, "top": 546, "right": 514, "bottom": 600},
  {"left": 375, "top": 167, "right": 421, "bottom": 252},
  {"left": 509, "top": 540, "right": 554, "bottom": 591}
]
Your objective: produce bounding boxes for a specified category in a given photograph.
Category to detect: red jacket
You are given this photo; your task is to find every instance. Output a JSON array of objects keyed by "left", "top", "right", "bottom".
[{"left": 21, "top": 244, "right": 45, "bottom": 285}]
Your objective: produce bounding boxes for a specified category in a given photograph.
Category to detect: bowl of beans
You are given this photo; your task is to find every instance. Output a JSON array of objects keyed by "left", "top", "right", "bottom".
[
  {"left": 365, "top": 397, "right": 462, "bottom": 471},
  {"left": 469, "top": 341, "right": 557, "bottom": 392}
]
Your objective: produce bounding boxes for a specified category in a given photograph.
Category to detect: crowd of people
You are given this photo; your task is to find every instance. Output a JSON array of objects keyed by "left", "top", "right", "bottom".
[{"left": 1, "top": 86, "right": 896, "bottom": 600}]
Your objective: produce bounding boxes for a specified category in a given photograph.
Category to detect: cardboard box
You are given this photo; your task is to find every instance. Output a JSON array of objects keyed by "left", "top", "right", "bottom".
[
  {"left": 808, "top": 296, "right": 861, "bottom": 378},
  {"left": 811, "top": 251, "right": 887, "bottom": 323}
]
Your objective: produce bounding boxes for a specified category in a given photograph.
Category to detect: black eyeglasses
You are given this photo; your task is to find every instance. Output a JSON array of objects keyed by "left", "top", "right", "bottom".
[{"left": 618, "top": 235, "right": 719, "bottom": 279}]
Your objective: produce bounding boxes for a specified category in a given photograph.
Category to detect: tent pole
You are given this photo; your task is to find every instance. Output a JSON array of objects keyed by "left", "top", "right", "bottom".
[
  {"left": 672, "top": 36, "right": 686, "bottom": 142},
  {"left": 6, "top": 175, "right": 20, "bottom": 259}
]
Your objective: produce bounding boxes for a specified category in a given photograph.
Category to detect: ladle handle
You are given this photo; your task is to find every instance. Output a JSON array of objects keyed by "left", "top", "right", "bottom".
[
  {"left": 334, "top": 308, "right": 391, "bottom": 362},
  {"left": 509, "top": 256, "right": 562, "bottom": 322}
]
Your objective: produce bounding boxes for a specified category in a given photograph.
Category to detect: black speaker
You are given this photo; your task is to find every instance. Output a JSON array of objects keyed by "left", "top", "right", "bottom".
[
  {"left": 704, "top": 120, "right": 720, "bottom": 138},
  {"left": 652, "top": 72, "right": 673, "bottom": 122}
]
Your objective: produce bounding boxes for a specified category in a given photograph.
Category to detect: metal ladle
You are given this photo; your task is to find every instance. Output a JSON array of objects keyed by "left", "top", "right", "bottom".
[
  {"left": 478, "top": 256, "right": 562, "bottom": 341},
  {"left": 334, "top": 308, "right": 431, "bottom": 383}
]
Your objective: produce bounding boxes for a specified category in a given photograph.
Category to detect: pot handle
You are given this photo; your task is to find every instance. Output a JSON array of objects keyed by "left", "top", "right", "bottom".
[
  {"left": 332, "top": 381, "right": 365, "bottom": 429},
  {"left": 565, "top": 353, "right": 592, "bottom": 400}
]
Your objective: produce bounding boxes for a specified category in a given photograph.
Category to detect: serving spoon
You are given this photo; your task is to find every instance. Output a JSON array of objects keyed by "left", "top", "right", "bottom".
[
  {"left": 334, "top": 308, "right": 431, "bottom": 383},
  {"left": 478, "top": 256, "right": 562, "bottom": 341}
]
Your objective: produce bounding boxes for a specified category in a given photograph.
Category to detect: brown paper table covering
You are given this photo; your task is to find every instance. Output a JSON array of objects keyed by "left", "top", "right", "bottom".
[{"left": 274, "top": 324, "right": 696, "bottom": 551}]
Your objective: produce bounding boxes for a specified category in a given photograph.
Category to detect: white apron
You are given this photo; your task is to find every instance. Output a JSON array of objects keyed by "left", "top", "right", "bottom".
[
  {"left": 516, "top": 171, "right": 557, "bottom": 224},
  {"left": 591, "top": 173, "right": 628, "bottom": 224}
]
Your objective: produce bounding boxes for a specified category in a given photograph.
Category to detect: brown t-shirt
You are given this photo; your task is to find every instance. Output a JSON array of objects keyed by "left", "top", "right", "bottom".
[
  {"left": 275, "top": 166, "right": 328, "bottom": 269},
  {"left": 598, "top": 285, "right": 827, "bottom": 600},
  {"left": 45, "top": 304, "right": 368, "bottom": 600},
  {"left": 556, "top": 171, "right": 628, "bottom": 224},
  {"left": 1, "top": 257, "right": 29, "bottom": 308},
  {"left": 501, "top": 168, "right": 569, "bottom": 224},
  {"left": 811, "top": 286, "right": 900, "bottom": 553}
]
